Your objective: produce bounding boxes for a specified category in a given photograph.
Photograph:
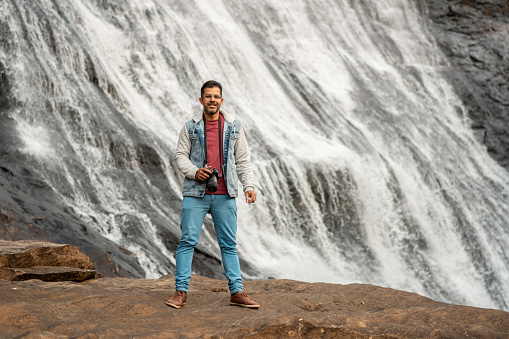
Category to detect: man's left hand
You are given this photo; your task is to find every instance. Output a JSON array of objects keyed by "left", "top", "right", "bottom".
[{"left": 245, "top": 190, "right": 256, "bottom": 205}]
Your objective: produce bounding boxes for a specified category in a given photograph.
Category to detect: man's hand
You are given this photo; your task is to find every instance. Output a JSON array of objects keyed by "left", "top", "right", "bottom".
[
  {"left": 195, "top": 167, "right": 212, "bottom": 181},
  {"left": 245, "top": 190, "right": 256, "bottom": 205}
]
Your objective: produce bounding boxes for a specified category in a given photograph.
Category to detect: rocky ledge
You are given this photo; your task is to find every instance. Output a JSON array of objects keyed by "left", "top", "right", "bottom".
[
  {"left": 0, "top": 240, "right": 101, "bottom": 282},
  {"left": 1, "top": 241, "right": 508, "bottom": 338}
]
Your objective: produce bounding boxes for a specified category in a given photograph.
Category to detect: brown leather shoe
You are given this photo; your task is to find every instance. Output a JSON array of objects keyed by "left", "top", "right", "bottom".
[
  {"left": 230, "top": 291, "right": 260, "bottom": 308},
  {"left": 165, "top": 290, "right": 187, "bottom": 309}
]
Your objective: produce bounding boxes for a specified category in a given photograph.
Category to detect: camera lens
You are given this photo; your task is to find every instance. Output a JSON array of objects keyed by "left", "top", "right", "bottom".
[{"left": 206, "top": 169, "right": 219, "bottom": 192}]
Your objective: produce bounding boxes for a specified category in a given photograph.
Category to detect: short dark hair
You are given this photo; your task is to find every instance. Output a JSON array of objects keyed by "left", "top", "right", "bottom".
[{"left": 201, "top": 80, "right": 222, "bottom": 97}]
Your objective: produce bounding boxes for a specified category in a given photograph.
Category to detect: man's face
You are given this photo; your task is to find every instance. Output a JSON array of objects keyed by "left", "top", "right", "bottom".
[{"left": 199, "top": 87, "right": 223, "bottom": 116}]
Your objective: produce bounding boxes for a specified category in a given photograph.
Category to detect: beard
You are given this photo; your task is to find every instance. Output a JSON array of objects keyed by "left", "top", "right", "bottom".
[{"left": 204, "top": 104, "right": 220, "bottom": 115}]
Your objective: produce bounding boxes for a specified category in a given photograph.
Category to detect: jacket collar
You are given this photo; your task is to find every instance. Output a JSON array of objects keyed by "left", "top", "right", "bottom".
[{"left": 193, "top": 109, "right": 235, "bottom": 123}]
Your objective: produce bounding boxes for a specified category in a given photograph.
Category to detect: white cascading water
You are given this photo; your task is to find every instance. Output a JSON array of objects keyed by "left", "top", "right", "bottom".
[{"left": 1, "top": 0, "right": 508, "bottom": 311}]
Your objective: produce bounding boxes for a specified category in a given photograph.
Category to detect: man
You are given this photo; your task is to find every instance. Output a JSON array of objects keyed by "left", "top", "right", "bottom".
[{"left": 165, "top": 80, "right": 260, "bottom": 309}]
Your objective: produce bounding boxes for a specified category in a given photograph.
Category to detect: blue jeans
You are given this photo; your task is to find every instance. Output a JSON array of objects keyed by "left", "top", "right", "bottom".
[{"left": 175, "top": 195, "right": 243, "bottom": 294}]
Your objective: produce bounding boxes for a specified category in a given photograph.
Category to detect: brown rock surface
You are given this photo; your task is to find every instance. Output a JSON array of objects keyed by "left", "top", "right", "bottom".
[
  {"left": 0, "top": 274, "right": 508, "bottom": 338},
  {"left": 0, "top": 240, "right": 101, "bottom": 283},
  {"left": 0, "top": 240, "right": 94, "bottom": 269}
]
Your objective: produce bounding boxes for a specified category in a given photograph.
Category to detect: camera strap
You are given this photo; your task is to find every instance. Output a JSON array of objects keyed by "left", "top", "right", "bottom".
[{"left": 202, "top": 114, "right": 223, "bottom": 168}]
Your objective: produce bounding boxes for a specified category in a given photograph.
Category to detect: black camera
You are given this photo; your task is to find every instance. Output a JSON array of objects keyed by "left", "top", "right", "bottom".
[{"left": 206, "top": 168, "right": 221, "bottom": 192}]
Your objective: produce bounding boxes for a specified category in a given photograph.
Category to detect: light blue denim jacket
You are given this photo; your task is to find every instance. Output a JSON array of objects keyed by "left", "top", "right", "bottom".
[{"left": 174, "top": 110, "right": 255, "bottom": 197}]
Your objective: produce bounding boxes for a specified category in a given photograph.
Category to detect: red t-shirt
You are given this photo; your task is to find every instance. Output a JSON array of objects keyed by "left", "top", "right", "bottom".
[{"left": 205, "top": 115, "right": 228, "bottom": 194}]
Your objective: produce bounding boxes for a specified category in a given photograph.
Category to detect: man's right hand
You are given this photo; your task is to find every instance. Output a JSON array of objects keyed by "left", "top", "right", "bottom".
[{"left": 195, "top": 167, "right": 212, "bottom": 181}]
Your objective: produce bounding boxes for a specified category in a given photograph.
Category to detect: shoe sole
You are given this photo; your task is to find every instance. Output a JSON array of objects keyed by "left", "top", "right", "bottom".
[
  {"left": 165, "top": 301, "right": 186, "bottom": 309},
  {"left": 230, "top": 302, "right": 260, "bottom": 309}
]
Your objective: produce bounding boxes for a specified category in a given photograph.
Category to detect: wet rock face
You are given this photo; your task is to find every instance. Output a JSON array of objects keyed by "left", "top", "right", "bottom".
[
  {"left": 0, "top": 61, "right": 11, "bottom": 110},
  {"left": 0, "top": 190, "right": 144, "bottom": 278},
  {"left": 424, "top": 0, "right": 509, "bottom": 169}
]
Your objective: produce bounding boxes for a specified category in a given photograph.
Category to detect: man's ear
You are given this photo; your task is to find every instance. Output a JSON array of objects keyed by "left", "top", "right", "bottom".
[{"left": 199, "top": 97, "right": 204, "bottom": 105}]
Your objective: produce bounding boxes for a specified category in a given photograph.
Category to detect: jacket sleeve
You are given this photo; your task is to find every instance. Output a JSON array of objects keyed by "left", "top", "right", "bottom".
[
  {"left": 174, "top": 124, "right": 199, "bottom": 180},
  {"left": 234, "top": 125, "right": 255, "bottom": 192}
]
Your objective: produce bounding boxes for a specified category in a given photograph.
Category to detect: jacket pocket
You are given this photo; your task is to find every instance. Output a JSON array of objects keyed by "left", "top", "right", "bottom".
[
  {"left": 189, "top": 133, "right": 204, "bottom": 167},
  {"left": 228, "top": 130, "right": 239, "bottom": 150}
]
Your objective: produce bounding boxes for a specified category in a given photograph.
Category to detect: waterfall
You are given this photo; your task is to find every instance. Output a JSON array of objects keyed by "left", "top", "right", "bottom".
[{"left": 1, "top": 0, "right": 508, "bottom": 311}]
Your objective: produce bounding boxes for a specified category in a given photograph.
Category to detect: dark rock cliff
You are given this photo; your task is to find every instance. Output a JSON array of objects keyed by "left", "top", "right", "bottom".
[{"left": 423, "top": 0, "right": 509, "bottom": 169}]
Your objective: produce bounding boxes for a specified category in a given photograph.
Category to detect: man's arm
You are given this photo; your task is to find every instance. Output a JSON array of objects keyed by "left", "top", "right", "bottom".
[
  {"left": 174, "top": 125, "right": 200, "bottom": 179},
  {"left": 234, "top": 125, "right": 256, "bottom": 204}
]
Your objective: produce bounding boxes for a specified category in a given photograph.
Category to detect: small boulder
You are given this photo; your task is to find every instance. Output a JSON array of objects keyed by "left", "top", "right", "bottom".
[
  {"left": 0, "top": 240, "right": 101, "bottom": 283},
  {"left": 0, "top": 240, "right": 94, "bottom": 269}
]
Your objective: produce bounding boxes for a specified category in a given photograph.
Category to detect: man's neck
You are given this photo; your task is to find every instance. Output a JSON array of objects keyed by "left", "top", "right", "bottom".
[{"left": 203, "top": 111, "right": 220, "bottom": 121}]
